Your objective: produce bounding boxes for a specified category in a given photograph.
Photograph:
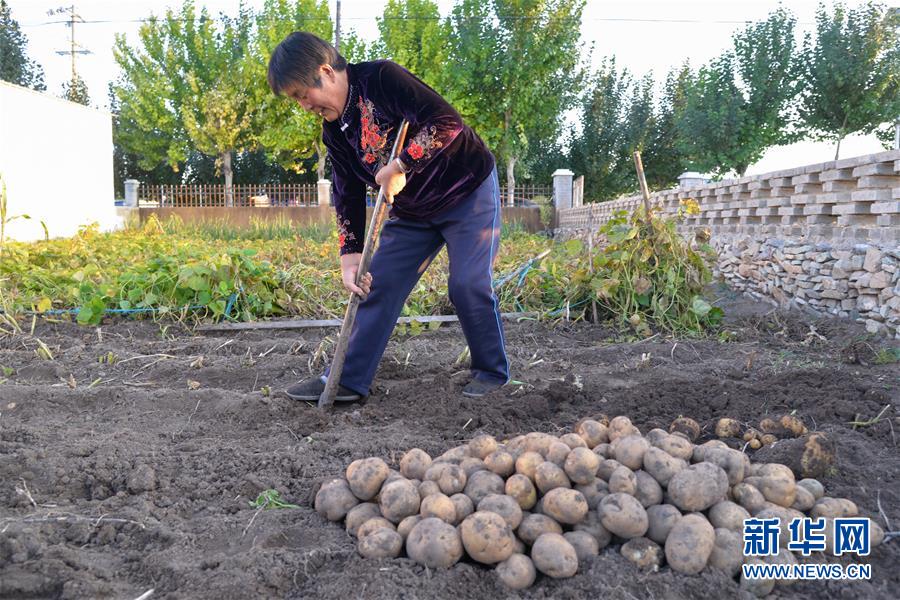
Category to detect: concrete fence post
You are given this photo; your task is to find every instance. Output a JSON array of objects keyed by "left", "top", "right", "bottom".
[
  {"left": 317, "top": 179, "right": 333, "bottom": 206},
  {"left": 678, "top": 171, "right": 706, "bottom": 189},
  {"left": 124, "top": 179, "right": 140, "bottom": 207},
  {"left": 573, "top": 175, "right": 584, "bottom": 207},
  {"left": 552, "top": 169, "right": 574, "bottom": 213}
]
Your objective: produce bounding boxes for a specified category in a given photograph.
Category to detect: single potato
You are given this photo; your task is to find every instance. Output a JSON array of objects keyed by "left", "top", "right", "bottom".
[
  {"left": 400, "top": 448, "right": 432, "bottom": 480},
  {"left": 531, "top": 533, "right": 579, "bottom": 578},
  {"left": 665, "top": 513, "right": 715, "bottom": 574},
  {"left": 406, "top": 517, "right": 464, "bottom": 568},
  {"left": 460, "top": 511, "right": 517, "bottom": 564},
  {"left": 315, "top": 478, "right": 359, "bottom": 522}
]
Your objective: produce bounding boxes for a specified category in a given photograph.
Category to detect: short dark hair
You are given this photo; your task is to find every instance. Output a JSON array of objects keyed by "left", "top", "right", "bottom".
[{"left": 267, "top": 32, "right": 347, "bottom": 95}]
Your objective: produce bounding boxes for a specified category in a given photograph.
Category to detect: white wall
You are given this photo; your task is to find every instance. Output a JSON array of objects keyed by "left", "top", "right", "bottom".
[{"left": 0, "top": 81, "right": 116, "bottom": 242}]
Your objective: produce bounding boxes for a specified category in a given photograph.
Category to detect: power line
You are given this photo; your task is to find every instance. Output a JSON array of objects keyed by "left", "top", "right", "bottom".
[{"left": 22, "top": 15, "right": 817, "bottom": 28}]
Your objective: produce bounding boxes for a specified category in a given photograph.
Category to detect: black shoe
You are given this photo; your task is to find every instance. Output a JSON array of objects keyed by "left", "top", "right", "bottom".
[
  {"left": 285, "top": 377, "right": 362, "bottom": 402},
  {"left": 462, "top": 379, "right": 506, "bottom": 398}
]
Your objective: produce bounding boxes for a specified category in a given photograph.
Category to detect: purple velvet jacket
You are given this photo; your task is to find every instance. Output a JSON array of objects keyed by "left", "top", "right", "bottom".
[{"left": 323, "top": 60, "right": 495, "bottom": 255}]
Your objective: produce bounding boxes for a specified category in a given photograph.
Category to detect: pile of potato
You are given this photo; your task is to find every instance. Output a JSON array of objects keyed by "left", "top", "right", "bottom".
[
  {"left": 314, "top": 415, "right": 884, "bottom": 596},
  {"left": 713, "top": 414, "right": 835, "bottom": 480}
]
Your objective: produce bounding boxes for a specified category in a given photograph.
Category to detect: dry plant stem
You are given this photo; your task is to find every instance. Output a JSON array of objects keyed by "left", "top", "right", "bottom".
[
  {"left": 587, "top": 224, "right": 598, "bottom": 324},
  {"left": 242, "top": 499, "right": 269, "bottom": 537},
  {"left": 877, "top": 490, "right": 893, "bottom": 531},
  {"left": 117, "top": 353, "right": 179, "bottom": 365},
  {"left": 212, "top": 339, "right": 233, "bottom": 352},
  {"left": 176, "top": 398, "right": 203, "bottom": 437},
  {"left": 632, "top": 151, "right": 653, "bottom": 223},
  {"left": 0, "top": 512, "right": 147, "bottom": 534},
  {"left": 851, "top": 404, "right": 891, "bottom": 428},
  {"left": 16, "top": 479, "right": 37, "bottom": 508}
]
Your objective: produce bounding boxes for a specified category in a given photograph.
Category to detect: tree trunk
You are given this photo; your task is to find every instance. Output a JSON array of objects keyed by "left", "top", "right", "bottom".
[
  {"left": 506, "top": 156, "right": 517, "bottom": 206},
  {"left": 503, "top": 108, "right": 515, "bottom": 206},
  {"left": 317, "top": 139, "right": 326, "bottom": 180},
  {"left": 222, "top": 151, "right": 234, "bottom": 207},
  {"left": 834, "top": 115, "right": 848, "bottom": 161}
]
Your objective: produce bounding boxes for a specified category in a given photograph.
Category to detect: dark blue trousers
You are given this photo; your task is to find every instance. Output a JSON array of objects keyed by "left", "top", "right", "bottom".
[{"left": 328, "top": 169, "right": 510, "bottom": 396}]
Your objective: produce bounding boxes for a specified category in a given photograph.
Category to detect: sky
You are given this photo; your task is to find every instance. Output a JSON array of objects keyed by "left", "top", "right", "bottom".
[{"left": 8, "top": 0, "right": 899, "bottom": 175}]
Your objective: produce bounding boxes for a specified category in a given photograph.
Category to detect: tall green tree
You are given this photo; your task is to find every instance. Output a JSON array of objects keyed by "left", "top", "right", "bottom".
[
  {"left": 447, "top": 0, "right": 585, "bottom": 204},
  {"left": 109, "top": 84, "right": 180, "bottom": 196},
  {"left": 113, "top": 0, "right": 257, "bottom": 205},
  {"left": 569, "top": 59, "right": 663, "bottom": 200},
  {"left": 799, "top": 1, "right": 900, "bottom": 159},
  {"left": 62, "top": 73, "right": 90, "bottom": 105},
  {"left": 676, "top": 54, "right": 750, "bottom": 176},
  {"left": 374, "top": 0, "right": 449, "bottom": 93},
  {"left": 675, "top": 8, "right": 799, "bottom": 177},
  {"left": 731, "top": 8, "right": 800, "bottom": 161},
  {"left": 641, "top": 64, "right": 691, "bottom": 190},
  {"left": 0, "top": 0, "right": 46, "bottom": 90},
  {"left": 251, "top": 0, "right": 334, "bottom": 179}
]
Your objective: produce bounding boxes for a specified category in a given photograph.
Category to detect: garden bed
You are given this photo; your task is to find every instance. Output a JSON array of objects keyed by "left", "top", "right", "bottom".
[{"left": 0, "top": 290, "right": 897, "bottom": 599}]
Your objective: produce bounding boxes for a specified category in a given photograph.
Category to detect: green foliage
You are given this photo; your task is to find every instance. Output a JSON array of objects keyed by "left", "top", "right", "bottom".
[
  {"left": 250, "top": 0, "right": 334, "bottom": 174},
  {"left": 113, "top": 0, "right": 259, "bottom": 198},
  {"left": 373, "top": 0, "right": 449, "bottom": 93},
  {"left": 0, "top": 0, "right": 46, "bottom": 91},
  {"left": 160, "top": 215, "right": 333, "bottom": 242},
  {"left": 640, "top": 64, "right": 691, "bottom": 190},
  {"left": 730, "top": 8, "right": 801, "bottom": 164},
  {"left": 0, "top": 217, "right": 551, "bottom": 325},
  {"left": 674, "top": 8, "right": 800, "bottom": 177},
  {"left": 0, "top": 221, "right": 286, "bottom": 325},
  {"left": 676, "top": 54, "right": 749, "bottom": 176},
  {"left": 568, "top": 59, "right": 654, "bottom": 200},
  {"left": 567, "top": 209, "right": 720, "bottom": 335},
  {"left": 447, "top": 0, "right": 586, "bottom": 199},
  {"left": 874, "top": 347, "right": 900, "bottom": 364},
  {"left": 2, "top": 211, "right": 719, "bottom": 336},
  {"left": 62, "top": 73, "right": 91, "bottom": 106},
  {"left": 0, "top": 172, "right": 32, "bottom": 259},
  {"left": 249, "top": 489, "right": 300, "bottom": 509},
  {"left": 568, "top": 57, "right": 695, "bottom": 199},
  {"left": 799, "top": 2, "right": 900, "bottom": 159}
]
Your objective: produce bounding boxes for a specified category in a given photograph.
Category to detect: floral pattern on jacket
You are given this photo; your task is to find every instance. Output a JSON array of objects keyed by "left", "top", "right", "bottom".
[
  {"left": 406, "top": 125, "right": 443, "bottom": 162},
  {"left": 336, "top": 216, "right": 356, "bottom": 249},
  {"left": 358, "top": 96, "right": 392, "bottom": 167}
]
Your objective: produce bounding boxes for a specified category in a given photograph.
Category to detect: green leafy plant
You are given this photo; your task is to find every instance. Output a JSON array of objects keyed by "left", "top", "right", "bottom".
[
  {"left": 248, "top": 489, "right": 299, "bottom": 510},
  {"left": 571, "top": 207, "right": 721, "bottom": 335},
  {"left": 0, "top": 209, "right": 719, "bottom": 337},
  {"left": 874, "top": 347, "right": 900, "bottom": 365},
  {"left": 0, "top": 173, "right": 30, "bottom": 259}
]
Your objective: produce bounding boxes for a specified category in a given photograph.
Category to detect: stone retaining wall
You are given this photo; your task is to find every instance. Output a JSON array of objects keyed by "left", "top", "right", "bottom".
[{"left": 556, "top": 150, "right": 900, "bottom": 338}]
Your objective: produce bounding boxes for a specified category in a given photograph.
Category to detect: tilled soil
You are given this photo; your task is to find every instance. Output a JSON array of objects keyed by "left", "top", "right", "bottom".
[{"left": 0, "top": 292, "right": 898, "bottom": 599}]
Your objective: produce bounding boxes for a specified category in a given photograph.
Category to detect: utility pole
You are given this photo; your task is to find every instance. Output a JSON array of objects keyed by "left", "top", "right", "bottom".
[
  {"left": 335, "top": 0, "right": 341, "bottom": 52},
  {"left": 49, "top": 4, "right": 91, "bottom": 84}
]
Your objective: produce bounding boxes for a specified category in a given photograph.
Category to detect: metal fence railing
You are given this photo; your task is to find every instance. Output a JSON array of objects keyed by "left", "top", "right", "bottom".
[
  {"left": 360, "top": 185, "right": 552, "bottom": 207},
  {"left": 137, "top": 182, "right": 552, "bottom": 208},
  {"left": 138, "top": 183, "right": 319, "bottom": 208},
  {"left": 500, "top": 185, "right": 553, "bottom": 207}
]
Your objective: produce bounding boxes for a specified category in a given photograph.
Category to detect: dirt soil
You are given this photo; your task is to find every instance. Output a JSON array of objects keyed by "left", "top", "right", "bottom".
[{"left": 1, "top": 287, "right": 898, "bottom": 600}]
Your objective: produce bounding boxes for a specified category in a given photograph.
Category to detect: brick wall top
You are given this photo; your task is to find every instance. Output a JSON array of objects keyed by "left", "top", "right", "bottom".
[{"left": 558, "top": 149, "right": 900, "bottom": 247}]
